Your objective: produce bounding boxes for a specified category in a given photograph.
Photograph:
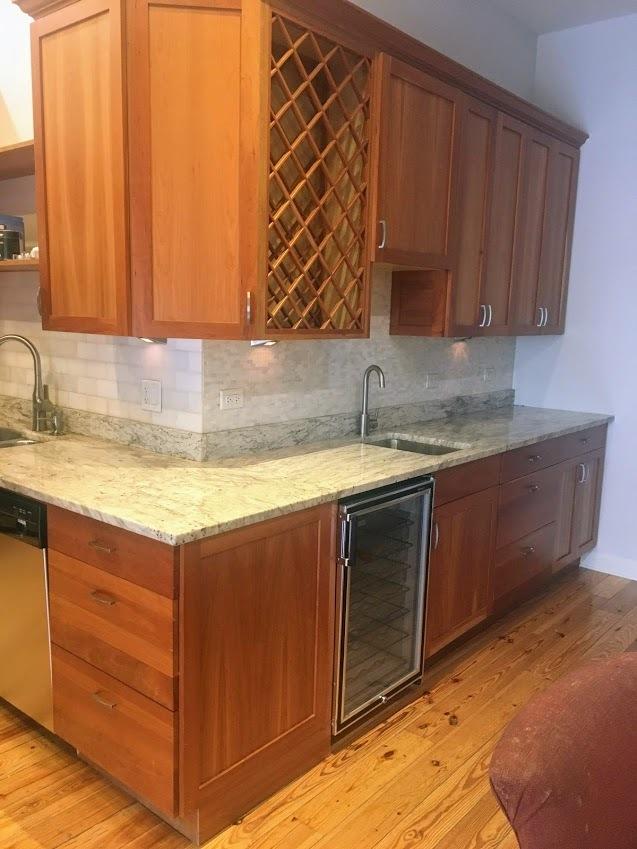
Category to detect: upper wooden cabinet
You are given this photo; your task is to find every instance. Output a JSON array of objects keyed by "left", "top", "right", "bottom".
[
  {"left": 21, "top": 0, "right": 586, "bottom": 340},
  {"left": 449, "top": 97, "right": 497, "bottom": 336},
  {"left": 372, "top": 55, "right": 462, "bottom": 269},
  {"left": 32, "top": 0, "right": 130, "bottom": 334}
]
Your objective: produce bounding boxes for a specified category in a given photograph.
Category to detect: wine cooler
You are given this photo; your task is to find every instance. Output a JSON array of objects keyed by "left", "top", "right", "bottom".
[{"left": 334, "top": 477, "right": 434, "bottom": 735}]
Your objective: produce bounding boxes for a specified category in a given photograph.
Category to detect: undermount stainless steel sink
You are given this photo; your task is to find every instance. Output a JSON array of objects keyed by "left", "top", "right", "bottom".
[
  {"left": 365, "top": 436, "right": 463, "bottom": 455},
  {"left": 0, "top": 427, "right": 38, "bottom": 448}
]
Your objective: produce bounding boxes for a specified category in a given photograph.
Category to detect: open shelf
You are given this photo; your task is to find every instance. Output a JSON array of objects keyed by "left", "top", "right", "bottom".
[
  {"left": 0, "top": 259, "right": 39, "bottom": 272},
  {"left": 0, "top": 141, "right": 36, "bottom": 181}
]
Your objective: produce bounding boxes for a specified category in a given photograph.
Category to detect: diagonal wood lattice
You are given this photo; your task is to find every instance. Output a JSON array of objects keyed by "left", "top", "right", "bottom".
[{"left": 268, "top": 15, "right": 372, "bottom": 333}]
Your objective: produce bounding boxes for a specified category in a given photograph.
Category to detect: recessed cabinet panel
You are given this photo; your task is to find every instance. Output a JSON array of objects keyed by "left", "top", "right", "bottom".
[
  {"left": 537, "top": 143, "right": 579, "bottom": 333},
  {"left": 450, "top": 97, "right": 496, "bottom": 334},
  {"left": 33, "top": 0, "right": 129, "bottom": 333},
  {"left": 374, "top": 55, "right": 461, "bottom": 268},
  {"left": 131, "top": 0, "right": 251, "bottom": 339},
  {"left": 512, "top": 133, "right": 551, "bottom": 331},
  {"left": 148, "top": 5, "right": 241, "bottom": 326},
  {"left": 482, "top": 115, "right": 525, "bottom": 332}
]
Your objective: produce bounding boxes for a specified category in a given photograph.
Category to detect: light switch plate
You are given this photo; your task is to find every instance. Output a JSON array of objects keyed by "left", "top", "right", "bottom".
[
  {"left": 220, "top": 389, "right": 244, "bottom": 410},
  {"left": 141, "top": 379, "right": 162, "bottom": 412}
]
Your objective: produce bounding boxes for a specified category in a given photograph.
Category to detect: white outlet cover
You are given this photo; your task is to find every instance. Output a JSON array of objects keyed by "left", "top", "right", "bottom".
[
  {"left": 220, "top": 389, "right": 244, "bottom": 411},
  {"left": 141, "top": 379, "right": 162, "bottom": 413}
]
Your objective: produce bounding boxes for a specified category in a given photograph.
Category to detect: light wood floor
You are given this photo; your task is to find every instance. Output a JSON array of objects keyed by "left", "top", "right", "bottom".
[{"left": 2, "top": 567, "right": 637, "bottom": 849}]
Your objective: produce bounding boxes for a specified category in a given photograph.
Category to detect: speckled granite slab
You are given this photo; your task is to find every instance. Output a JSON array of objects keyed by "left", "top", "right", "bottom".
[{"left": 0, "top": 406, "right": 612, "bottom": 545}]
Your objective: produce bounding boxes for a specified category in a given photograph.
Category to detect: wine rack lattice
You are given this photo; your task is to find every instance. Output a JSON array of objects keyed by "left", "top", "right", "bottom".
[{"left": 268, "top": 15, "right": 371, "bottom": 333}]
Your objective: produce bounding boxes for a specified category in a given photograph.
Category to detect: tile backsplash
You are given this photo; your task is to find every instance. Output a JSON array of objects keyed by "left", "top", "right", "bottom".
[
  {"left": 202, "top": 269, "right": 516, "bottom": 432},
  {"left": 0, "top": 267, "right": 516, "bottom": 442}
]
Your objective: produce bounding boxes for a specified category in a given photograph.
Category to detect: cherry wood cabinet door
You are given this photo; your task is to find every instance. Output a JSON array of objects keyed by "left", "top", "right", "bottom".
[
  {"left": 449, "top": 97, "right": 497, "bottom": 336},
  {"left": 372, "top": 54, "right": 462, "bottom": 269},
  {"left": 554, "top": 448, "right": 605, "bottom": 570},
  {"left": 537, "top": 141, "right": 580, "bottom": 334},
  {"left": 425, "top": 487, "right": 498, "bottom": 658},
  {"left": 481, "top": 112, "right": 526, "bottom": 334},
  {"left": 128, "top": 0, "right": 263, "bottom": 339},
  {"left": 510, "top": 128, "right": 552, "bottom": 333},
  {"left": 31, "top": 0, "right": 130, "bottom": 334},
  {"left": 179, "top": 505, "right": 336, "bottom": 843},
  {"left": 572, "top": 449, "right": 605, "bottom": 557}
]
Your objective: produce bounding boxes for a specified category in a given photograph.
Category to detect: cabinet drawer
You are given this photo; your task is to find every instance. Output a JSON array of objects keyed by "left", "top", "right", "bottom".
[
  {"left": 497, "top": 464, "right": 561, "bottom": 548},
  {"left": 493, "top": 522, "right": 556, "bottom": 600},
  {"left": 49, "top": 551, "right": 176, "bottom": 709},
  {"left": 52, "top": 646, "right": 177, "bottom": 816},
  {"left": 48, "top": 506, "right": 177, "bottom": 598},
  {"left": 434, "top": 455, "right": 501, "bottom": 506},
  {"left": 500, "top": 426, "right": 607, "bottom": 483},
  {"left": 561, "top": 425, "right": 607, "bottom": 459}
]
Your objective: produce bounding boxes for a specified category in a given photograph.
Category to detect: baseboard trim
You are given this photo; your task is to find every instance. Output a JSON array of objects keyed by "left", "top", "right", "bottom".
[{"left": 583, "top": 552, "right": 637, "bottom": 581}]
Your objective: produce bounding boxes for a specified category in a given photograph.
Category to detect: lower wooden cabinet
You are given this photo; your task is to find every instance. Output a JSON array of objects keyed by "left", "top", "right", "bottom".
[
  {"left": 179, "top": 504, "right": 337, "bottom": 842},
  {"left": 425, "top": 487, "right": 498, "bottom": 657},
  {"left": 555, "top": 448, "right": 605, "bottom": 571}
]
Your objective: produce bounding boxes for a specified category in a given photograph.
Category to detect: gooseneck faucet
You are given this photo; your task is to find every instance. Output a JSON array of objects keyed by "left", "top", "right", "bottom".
[
  {"left": 0, "top": 335, "right": 58, "bottom": 432},
  {"left": 360, "top": 364, "right": 386, "bottom": 439}
]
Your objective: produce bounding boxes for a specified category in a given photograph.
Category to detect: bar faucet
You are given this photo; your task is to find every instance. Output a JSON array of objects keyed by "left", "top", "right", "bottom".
[
  {"left": 360, "top": 364, "right": 386, "bottom": 439},
  {"left": 0, "top": 335, "right": 59, "bottom": 433}
]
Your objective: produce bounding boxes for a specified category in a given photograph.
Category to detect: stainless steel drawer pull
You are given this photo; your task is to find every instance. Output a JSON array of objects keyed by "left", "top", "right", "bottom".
[
  {"left": 92, "top": 691, "right": 117, "bottom": 710},
  {"left": 90, "top": 589, "right": 117, "bottom": 607},
  {"left": 433, "top": 521, "right": 440, "bottom": 551},
  {"left": 378, "top": 219, "right": 387, "bottom": 250},
  {"left": 478, "top": 305, "right": 487, "bottom": 328},
  {"left": 577, "top": 463, "right": 586, "bottom": 484},
  {"left": 527, "top": 484, "right": 540, "bottom": 493},
  {"left": 522, "top": 546, "right": 536, "bottom": 557},
  {"left": 88, "top": 539, "right": 116, "bottom": 555},
  {"left": 580, "top": 437, "right": 590, "bottom": 445},
  {"left": 528, "top": 454, "right": 542, "bottom": 463}
]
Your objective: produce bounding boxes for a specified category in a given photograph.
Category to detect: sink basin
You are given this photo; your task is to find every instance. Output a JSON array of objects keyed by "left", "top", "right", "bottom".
[
  {"left": 366, "top": 436, "right": 462, "bottom": 456},
  {"left": 0, "top": 427, "right": 38, "bottom": 448}
]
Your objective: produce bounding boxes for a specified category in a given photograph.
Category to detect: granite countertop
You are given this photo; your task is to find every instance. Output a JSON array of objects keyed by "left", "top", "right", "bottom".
[{"left": 0, "top": 405, "right": 612, "bottom": 545}]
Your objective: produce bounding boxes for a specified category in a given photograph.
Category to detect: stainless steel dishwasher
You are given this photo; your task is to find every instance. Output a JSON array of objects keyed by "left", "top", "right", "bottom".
[
  {"left": 334, "top": 476, "right": 434, "bottom": 735},
  {"left": 0, "top": 488, "right": 52, "bottom": 731}
]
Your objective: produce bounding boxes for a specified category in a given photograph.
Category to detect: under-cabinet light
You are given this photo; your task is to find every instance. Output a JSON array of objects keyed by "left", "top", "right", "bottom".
[
  {"left": 138, "top": 337, "right": 168, "bottom": 345},
  {"left": 250, "top": 340, "right": 277, "bottom": 347}
]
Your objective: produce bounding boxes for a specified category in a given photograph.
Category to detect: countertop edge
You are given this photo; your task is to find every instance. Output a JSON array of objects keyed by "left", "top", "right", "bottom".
[{"left": 0, "top": 413, "right": 613, "bottom": 546}]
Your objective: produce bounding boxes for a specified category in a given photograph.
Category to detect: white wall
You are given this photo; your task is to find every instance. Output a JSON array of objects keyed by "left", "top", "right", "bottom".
[
  {"left": 351, "top": 0, "right": 537, "bottom": 98},
  {"left": 514, "top": 15, "right": 637, "bottom": 578},
  {"left": 0, "top": 0, "right": 32, "bottom": 143}
]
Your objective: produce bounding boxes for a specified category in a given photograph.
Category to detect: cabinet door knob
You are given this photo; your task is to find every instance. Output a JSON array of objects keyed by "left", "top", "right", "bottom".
[
  {"left": 527, "top": 483, "right": 540, "bottom": 493},
  {"left": 378, "top": 219, "right": 387, "bottom": 250},
  {"left": 522, "top": 546, "right": 536, "bottom": 557},
  {"left": 528, "top": 454, "right": 542, "bottom": 464}
]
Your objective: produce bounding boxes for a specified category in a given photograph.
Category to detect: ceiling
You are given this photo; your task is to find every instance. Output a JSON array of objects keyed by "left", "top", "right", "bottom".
[{"left": 488, "top": 0, "right": 637, "bottom": 34}]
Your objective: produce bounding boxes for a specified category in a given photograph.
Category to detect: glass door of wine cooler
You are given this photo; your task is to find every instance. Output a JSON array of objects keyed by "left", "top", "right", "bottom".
[{"left": 334, "top": 477, "right": 433, "bottom": 735}]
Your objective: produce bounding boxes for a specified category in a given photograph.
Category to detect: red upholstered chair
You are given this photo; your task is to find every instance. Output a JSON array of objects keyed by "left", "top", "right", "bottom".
[{"left": 490, "top": 653, "right": 637, "bottom": 849}]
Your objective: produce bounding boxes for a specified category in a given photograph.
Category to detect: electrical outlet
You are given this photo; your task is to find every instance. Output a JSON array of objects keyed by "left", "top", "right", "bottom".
[
  {"left": 482, "top": 367, "right": 496, "bottom": 383},
  {"left": 426, "top": 373, "right": 440, "bottom": 390},
  {"left": 220, "top": 389, "right": 244, "bottom": 411},
  {"left": 141, "top": 379, "right": 162, "bottom": 412}
]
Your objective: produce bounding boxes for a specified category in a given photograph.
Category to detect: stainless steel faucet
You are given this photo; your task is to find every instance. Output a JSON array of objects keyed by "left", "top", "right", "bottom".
[
  {"left": 0, "top": 335, "right": 59, "bottom": 433},
  {"left": 360, "top": 364, "right": 386, "bottom": 439}
]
